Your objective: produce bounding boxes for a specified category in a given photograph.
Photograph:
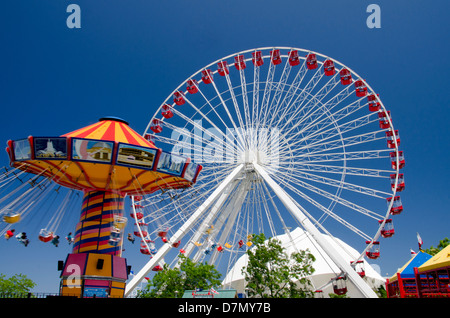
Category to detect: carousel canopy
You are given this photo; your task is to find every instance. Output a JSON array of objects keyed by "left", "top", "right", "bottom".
[
  {"left": 6, "top": 117, "right": 201, "bottom": 195},
  {"left": 62, "top": 116, "right": 156, "bottom": 148}
]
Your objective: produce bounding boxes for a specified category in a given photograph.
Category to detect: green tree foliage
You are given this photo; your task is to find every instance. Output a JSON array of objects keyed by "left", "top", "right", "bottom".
[
  {"left": 0, "top": 273, "right": 36, "bottom": 295},
  {"left": 423, "top": 237, "right": 449, "bottom": 256},
  {"left": 137, "top": 254, "right": 222, "bottom": 298},
  {"left": 242, "top": 233, "right": 316, "bottom": 298}
]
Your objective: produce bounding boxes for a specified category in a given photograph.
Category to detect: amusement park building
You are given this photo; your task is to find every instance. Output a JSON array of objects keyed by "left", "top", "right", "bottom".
[
  {"left": 222, "top": 227, "right": 385, "bottom": 298},
  {"left": 385, "top": 251, "right": 432, "bottom": 298},
  {"left": 386, "top": 245, "right": 450, "bottom": 298}
]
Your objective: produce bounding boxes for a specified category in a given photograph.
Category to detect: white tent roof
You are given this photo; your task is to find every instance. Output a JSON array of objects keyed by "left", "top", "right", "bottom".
[{"left": 221, "top": 227, "right": 385, "bottom": 298}]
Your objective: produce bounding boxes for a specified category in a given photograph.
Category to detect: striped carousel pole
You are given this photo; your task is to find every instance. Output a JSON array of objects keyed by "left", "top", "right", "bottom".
[
  {"left": 72, "top": 191, "right": 124, "bottom": 256},
  {"left": 60, "top": 190, "right": 129, "bottom": 298}
]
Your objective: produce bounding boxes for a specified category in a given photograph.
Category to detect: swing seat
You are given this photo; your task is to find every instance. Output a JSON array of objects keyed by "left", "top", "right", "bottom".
[
  {"left": 109, "top": 237, "right": 121, "bottom": 246},
  {"left": 39, "top": 229, "right": 54, "bottom": 243},
  {"left": 113, "top": 216, "right": 128, "bottom": 230},
  {"left": 3, "top": 213, "right": 21, "bottom": 224},
  {"left": 140, "top": 247, "right": 151, "bottom": 255},
  {"left": 152, "top": 265, "right": 163, "bottom": 271}
]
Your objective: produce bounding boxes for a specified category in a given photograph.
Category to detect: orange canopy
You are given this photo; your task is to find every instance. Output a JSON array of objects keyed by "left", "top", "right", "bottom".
[
  {"left": 7, "top": 117, "right": 199, "bottom": 195},
  {"left": 62, "top": 117, "right": 156, "bottom": 148}
]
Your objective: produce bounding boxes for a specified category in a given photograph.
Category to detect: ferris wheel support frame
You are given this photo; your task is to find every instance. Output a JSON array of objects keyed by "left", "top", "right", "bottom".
[
  {"left": 124, "top": 164, "right": 245, "bottom": 297},
  {"left": 253, "top": 162, "right": 378, "bottom": 298},
  {"left": 182, "top": 188, "right": 232, "bottom": 260}
]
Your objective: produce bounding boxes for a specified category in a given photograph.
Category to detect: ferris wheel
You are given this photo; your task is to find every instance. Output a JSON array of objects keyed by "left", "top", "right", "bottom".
[{"left": 125, "top": 47, "right": 405, "bottom": 298}]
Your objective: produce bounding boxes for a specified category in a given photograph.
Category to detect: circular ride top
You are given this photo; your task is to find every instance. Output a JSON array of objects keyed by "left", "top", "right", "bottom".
[
  {"left": 2, "top": 116, "right": 201, "bottom": 298},
  {"left": 126, "top": 47, "right": 405, "bottom": 298},
  {"left": 6, "top": 116, "right": 201, "bottom": 196}
]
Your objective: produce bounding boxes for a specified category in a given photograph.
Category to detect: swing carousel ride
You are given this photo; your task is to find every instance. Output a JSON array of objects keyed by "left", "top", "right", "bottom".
[
  {"left": 1, "top": 47, "right": 405, "bottom": 298},
  {"left": 1, "top": 116, "right": 201, "bottom": 298}
]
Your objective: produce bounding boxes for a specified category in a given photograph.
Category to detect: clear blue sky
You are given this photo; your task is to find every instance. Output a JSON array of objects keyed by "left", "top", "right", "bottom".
[{"left": 1, "top": 1, "right": 449, "bottom": 293}]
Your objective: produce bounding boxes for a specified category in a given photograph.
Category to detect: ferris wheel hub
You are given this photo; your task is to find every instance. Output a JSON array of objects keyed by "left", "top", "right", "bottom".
[{"left": 238, "top": 149, "right": 268, "bottom": 165}]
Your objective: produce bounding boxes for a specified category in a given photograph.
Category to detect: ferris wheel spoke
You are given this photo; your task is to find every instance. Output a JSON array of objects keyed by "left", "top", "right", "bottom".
[
  {"left": 288, "top": 77, "right": 341, "bottom": 130},
  {"left": 207, "top": 182, "right": 251, "bottom": 264},
  {"left": 284, "top": 114, "right": 379, "bottom": 153},
  {"left": 273, "top": 61, "right": 309, "bottom": 125},
  {"left": 256, "top": 52, "right": 277, "bottom": 131},
  {"left": 255, "top": 179, "right": 277, "bottom": 238},
  {"left": 270, "top": 168, "right": 384, "bottom": 219},
  {"left": 282, "top": 87, "right": 360, "bottom": 143},
  {"left": 277, "top": 65, "right": 326, "bottom": 131},
  {"left": 277, "top": 60, "right": 350, "bottom": 135},
  {"left": 288, "top": 77, "right": 351, "bottom": 133},
  {"left": 139, "top": 176, "right": 225, "bottom": 223},
  {"left": 280, "top": 167, "right": 391, "bottom": 198},
  {"left": 195, "top": 84, "right": 243, "bottom": 147},
  {"left": 279, "top": 130, "right": 386, "bottom": 158},
  {"left": 223, "top": 72, "right": 247, "bottom": 141},
  {"left": 270, "top": 173, "right": 373, "bottom": 241},
  {"left": 293, "top": 149, "right": 391, "bottom": 164},
  {"left": 173, "top": 96, "right": 245, "bottom": 154},
  {"left": 294, "top": 97, "right": 369, "bottom": 144},
  {"left": 251, "top": 57, "right": 261, "bottom": 134},
  {"left": 260, "top": 54, "right": 293, "bottom": 129},
  {"left": 284, "top": 162, "right": 392, "bottom": 178},
  {"left": 206, "top": 71, "right": 248, "bottom": 150},
  {"left": 260, "top": 178, "right": 296, "bottom": 237},
  {"left": 237, "top": 68, "right": 252, "bottom": 131}
]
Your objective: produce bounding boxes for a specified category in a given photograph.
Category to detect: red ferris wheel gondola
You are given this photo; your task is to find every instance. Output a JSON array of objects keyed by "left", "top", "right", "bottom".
[
  {"left": 354, "top": 80, "right": 368, "bottom": 97},
  {"left": 218, "top": 61, "right": 229, "bottom": 76},
  {"left": 161, "top": 104, "right": 174, "bottom": 119},
  {"left": 288, "top": 50, "right": 300, "bottom": 66},
  {"left": 390, "top": 173, "right": 405, "bottom": 192},
  {"left": 390, "top": 151, "right": 405, "bottom": 169},
  {"left": 367, "top": 94, "right": 381, "bottom": 112},
  {"left": 234, "top": 55, "right": 246, "bottom": 70},
  {"left": 340, "top": 68, "right": 352, "bottom": 85},
  {"left": 270, "top": 49, "right": 282, "bottom": 65},
  {"left": 306, "top": 53, "right": 318, "bottom": 70},
  {"left": 323, "top": 59, "right": 335, "bottom": 76},
  {"left": 379, "top": 219, "right": 395, "bottom": 238},
  {"left": 366, "top": 241, "right": 380, "bottom": 259},
  {"left": 387, "top": 196, "right": 403, "bottom": 215},
  {"left": 252, "top": 51, "right": 264, "bottom": 67},
  {"left": 187, "top": 79, "right": 199, "bottom": 94}
]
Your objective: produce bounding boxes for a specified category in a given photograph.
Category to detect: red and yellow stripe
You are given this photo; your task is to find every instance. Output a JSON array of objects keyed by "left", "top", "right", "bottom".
[
  {"left": 62, "top": 117, "right": 155, "bottom": 148},
  {"left": 72, "top": 191, "right": 124, "bottom": 256}
]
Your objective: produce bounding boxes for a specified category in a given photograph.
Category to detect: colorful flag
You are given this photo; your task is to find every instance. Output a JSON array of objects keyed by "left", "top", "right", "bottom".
[
  {"left": 417, "top": 232, "right": 423, "bottom": 249},
  {"left": 410, "top": 248, "right": 416, "bottom": 255},
  {"left": 210, "top": 287, "right": 219, "bottom": 294}
]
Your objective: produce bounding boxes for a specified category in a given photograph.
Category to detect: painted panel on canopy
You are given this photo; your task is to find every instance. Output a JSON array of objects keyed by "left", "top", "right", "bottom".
[
  {"left": 116, "top": 143, "right": 158, "bottom": 171},
  {"left": 71, "top": 138, "right": 114, "bottom": 164},
  {"left": 157, "top": 151, "right": 187, "bottom": 177},
  {"left": 13, "top": 138, "right": 31, "bottom": 161},
  {"left": 33, "top": 137, "right": 68, "bottom": 160}
]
